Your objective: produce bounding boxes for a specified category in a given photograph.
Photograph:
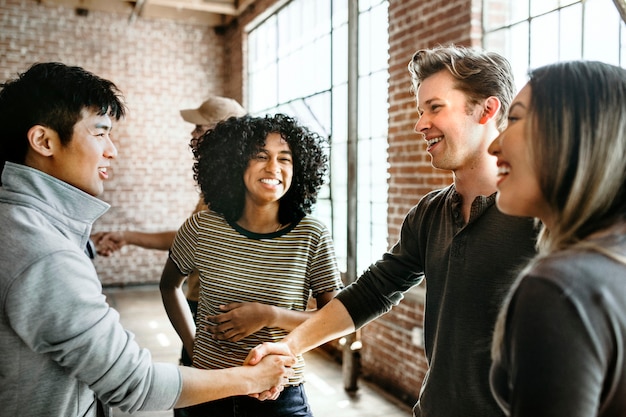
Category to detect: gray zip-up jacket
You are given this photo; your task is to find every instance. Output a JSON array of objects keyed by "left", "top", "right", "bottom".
[{"left": 0, "top": 162, "right": 181, "bottom": 417}]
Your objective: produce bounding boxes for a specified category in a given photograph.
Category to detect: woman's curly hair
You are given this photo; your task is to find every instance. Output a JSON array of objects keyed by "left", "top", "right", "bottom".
[{"left": 191, "top": 113, "right": 328, "bottom": 224}]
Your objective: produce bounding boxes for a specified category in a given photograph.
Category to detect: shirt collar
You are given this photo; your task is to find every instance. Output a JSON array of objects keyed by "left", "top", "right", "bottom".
[{"left": 1, "top": 162, "right": 110, "bottom": 241}]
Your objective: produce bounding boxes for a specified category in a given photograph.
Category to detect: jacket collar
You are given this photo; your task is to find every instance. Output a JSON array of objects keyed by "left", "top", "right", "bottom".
[{"left": 1, "top": 162, "right": 110, "bottom": 248}]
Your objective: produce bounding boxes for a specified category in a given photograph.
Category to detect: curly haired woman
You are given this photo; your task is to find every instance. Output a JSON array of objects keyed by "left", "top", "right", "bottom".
[{"left": 160, "top": 113, "right": 343, "bottom": 417}]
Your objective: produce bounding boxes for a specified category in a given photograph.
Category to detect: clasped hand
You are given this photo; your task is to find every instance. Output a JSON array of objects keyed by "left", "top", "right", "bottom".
[{"left": 245, "top": 342, "right": 295, "bottom": 401}]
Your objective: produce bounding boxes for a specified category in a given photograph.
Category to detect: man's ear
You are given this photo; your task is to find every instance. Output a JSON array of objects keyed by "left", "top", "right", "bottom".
[
  {"left": 27, "top": 125, "right": 57, "bottom": 157},
  {"left": 479, "top": 96, "right": 502, "bottom": 125}
]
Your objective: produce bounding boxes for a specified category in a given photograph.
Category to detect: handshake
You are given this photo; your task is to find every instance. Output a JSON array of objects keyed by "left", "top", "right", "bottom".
[{"left": 244, "top": 342, "right": 296, "bottom": 401}]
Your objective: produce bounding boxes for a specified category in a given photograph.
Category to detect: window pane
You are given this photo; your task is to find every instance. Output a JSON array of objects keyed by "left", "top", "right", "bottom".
[
  {"left": 249, "top": 66, "right": 277, "bottom": 113},
  {"left": 484, "top": 23, "right": 530, "bottom": 91},
  {"left": 484, "top": 0, "right": 625, "bottom": 93},
  {"left": 484, "top": 0, "right": 529, "bottom": 30},
  {"left": 278, "top": 2, "right": 301, "bottom": 57},
  {"left": 331, "top": 83, "right": 348, "bottom": 270},
  {"left": 332, "top": 84, "right": 348, "bottom": 145},
  {"left": 249, "top": 17, "right": 277, "bottom": 66},
  {"left": 559, "top": 3, "right": 582, "bottom": 61},
  {"left": 509, "top": 22, "right": 531, "bottom": 89},
  {"left": 369, "top": 71, "right": 390, "bottom": 138},
  {"left": 359, "top": 11, "right": 372, "bottom": 75},
  {"left": 530, "top": 12, "right": 559, "bottom": 68},
  {"left": 583, "top": 0, "right": 620, "bottom": 64},
  {"left": 311, "top": 0, "right": 331, "bottom": 38},
  {"left": 370, "top": 3, "right": 390, "bottom": 72},
  {"left": 247, "top": 0, "right": 389, "bottom": 274},
  {"left": 358, "top": 78, "right": 371, "bottom": 138},
  {"left": 285, "top": 92, "right": 331, "bottom": 138},
  {"left": 333, "top": 24, "right": 349, "bottom": 86},
  {"left": 531, "top": 0, "right": 559, "bottom": 16},
  {"left": 330, "top": 129, "right": 348, "bottom": 269},
  {"left": 313, "top": 34, "right": 332, "bottom": 92},
  {"left": 333, "top": 0, "right": 348, "bottom": 27}
]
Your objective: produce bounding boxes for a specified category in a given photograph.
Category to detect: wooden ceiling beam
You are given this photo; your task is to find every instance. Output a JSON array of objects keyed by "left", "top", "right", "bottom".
[
  {"left": 146, "top": 0, "right": 237, "bottom": 15},
  {"left": 39, "top": 0, "right": 133, "bottom": 14},
  {"left": 142, "top": 4, "right": 226, "bottom": 25},
  {"left": 129, "top": 0, "right": 147, "bottom": 24},
  {"left": 37, "top": 0, "right": 245, "bottom": 26}
]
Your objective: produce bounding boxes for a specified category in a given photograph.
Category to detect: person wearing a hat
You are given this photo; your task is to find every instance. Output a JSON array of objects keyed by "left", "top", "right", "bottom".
[
  {"left": 180, "top": 96, "right": 247, "bottom": 138},
  {"left": 0, "top": 61, "right": 290, "bottom": 417}
]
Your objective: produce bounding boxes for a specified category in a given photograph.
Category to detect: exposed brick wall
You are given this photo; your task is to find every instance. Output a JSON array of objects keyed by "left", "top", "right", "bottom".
[
  {"left": 0, "top": 0, "right": 228, "bottom": 285},
  {"left": 359, "top": 291, "right": 429, "bottom": 404},
  {"left": 387, "top": 0, "right": 479, "bottom": 242}
]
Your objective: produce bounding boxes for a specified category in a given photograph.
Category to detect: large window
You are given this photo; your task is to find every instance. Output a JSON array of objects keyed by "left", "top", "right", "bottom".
[
  {"left": 246, "top": 0, "right": 390, "bottom": 274},
  {"left": 483, "top": 0, "right": 626, "bottom": 90}
]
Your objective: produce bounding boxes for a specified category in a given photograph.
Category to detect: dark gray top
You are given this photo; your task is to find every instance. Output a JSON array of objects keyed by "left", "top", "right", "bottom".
[
  {"left": 491, "top": 233, "right": 626, "bottom": 417},
  {"left": 336, "top": 184, "right": 537, "bottom": 417}
]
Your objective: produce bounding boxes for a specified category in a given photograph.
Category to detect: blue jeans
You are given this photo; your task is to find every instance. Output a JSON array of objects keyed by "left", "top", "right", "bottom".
[
  {"left": 174, "top": 299, "right": 198, "bottom": 417},
  {"left": 179, "top": 299, "right": 198, "bottom": 367},
  {"left": 179, "top": 384, "right": 313, "bottom": 417}
]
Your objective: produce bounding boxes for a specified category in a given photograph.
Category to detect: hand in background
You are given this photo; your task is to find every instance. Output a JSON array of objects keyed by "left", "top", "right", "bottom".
[{"left": 91, "top": 231, "right": 126, "bottom": 256}]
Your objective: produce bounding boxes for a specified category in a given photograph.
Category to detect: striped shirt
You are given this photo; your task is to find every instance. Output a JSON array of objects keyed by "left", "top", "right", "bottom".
[{"left": 170, "top": 209, "right": 343, "bottom": 384}]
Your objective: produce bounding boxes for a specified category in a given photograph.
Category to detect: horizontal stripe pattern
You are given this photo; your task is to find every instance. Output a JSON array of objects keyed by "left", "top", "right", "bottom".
[{"left": 170, "top": 210, "right": 343, "bottom": 383}]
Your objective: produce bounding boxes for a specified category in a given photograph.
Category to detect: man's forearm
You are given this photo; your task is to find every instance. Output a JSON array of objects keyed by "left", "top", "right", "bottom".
[
  {"left": 284, "top": 298, "right": 355, "bottom": 355},
  {"left": 175, "top": 355, "right": 294, "bottom": 407}
]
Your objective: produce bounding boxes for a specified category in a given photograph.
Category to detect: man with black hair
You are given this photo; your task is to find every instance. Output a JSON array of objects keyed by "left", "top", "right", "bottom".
[{"left": 0, "top": 62, "right": 293, "bottom": 417}]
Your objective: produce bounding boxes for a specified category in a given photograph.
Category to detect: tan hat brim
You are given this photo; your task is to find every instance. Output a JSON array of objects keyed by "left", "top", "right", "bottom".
[{"left": 180, "top": 109, "right": 212, "bottom": 125}]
